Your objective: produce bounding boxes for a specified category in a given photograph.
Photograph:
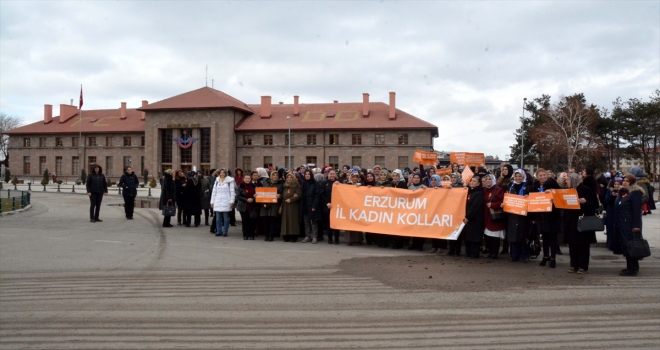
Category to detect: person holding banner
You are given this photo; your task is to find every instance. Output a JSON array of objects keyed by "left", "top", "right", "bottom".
[
  {"left": 408, "top": 173, "right": 427, "bottom": 251},
  {"left": 483, "top": 174, "right": 505, "bottom": 259},
  {"left": 506, "top": 170, "right": 532, "bottom": 262},
  {"left": 561, "top": 173, "right": 598, "bottom": 274},
  {"left": 281, "top": 173, "right": 303, "bottom": 242},
  {"left": 390, "top": 170, "right": 408, "bottom": 249},
  {"left": 236, "top": 174, "right": 257, "bottom": 240},
  {"left": 345, "top": 172, "right": 364, "bottom": 246},
  {"left": 363, "top": 172, "right": 378, "bottom": 245},
  {"left": 374, "top": 170, "right": 393, "bottom": 248},
  {"left": 259, "top": 171, "right": 283, "bottom": 242},
  {"left": 450, "top": 173, "right": 463, "bottom": 188},
  {"left": 320, "top": 170, "right": 340, "bottom": 245},
  {"left": 429, "top": 174, "right": 448, "bottom": 254},
  {"left": 463, "top": 176, "right": 485, "bottom": 259},
  {"left": 530, "top": 169, "right": 562, "bottom": 268}
]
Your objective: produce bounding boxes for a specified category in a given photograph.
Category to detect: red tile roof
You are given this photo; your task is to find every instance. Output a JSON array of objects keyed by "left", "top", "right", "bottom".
[
  {"left": 3, "top": 109, "right": 144, "bottom": 135},
  {"left": 138, "top": 87, "right": 254, "bottom": 114},
  {"left": 236, "top": 102, "right": 439, "bottom": 136}
]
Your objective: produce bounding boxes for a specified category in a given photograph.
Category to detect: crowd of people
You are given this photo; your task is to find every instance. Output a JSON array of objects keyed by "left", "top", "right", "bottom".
[{"left": 151, "top": 162, "right": 654, "bottom": 277}]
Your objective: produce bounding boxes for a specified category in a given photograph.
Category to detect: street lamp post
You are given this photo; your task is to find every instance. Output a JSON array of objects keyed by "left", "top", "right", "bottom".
[
  {"left": 287, "top": 116, "right": 291, "bottom": 170},
  {"left": 521, "top": 97, "right": 527, "bottom": 170}
]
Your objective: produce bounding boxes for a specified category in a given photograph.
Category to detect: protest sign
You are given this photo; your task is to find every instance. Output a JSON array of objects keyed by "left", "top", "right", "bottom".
[
  {"left": 413, "top": 150, "right": 438, "bottom": 166},
  {"left": 450, "top": 152, "right": 485, "bottom": 167},
  {"left": 503, "top": 193, "right": 528, "bottom": 216},
  {"left": 436, "top": 168, "right": 452, "bottom": 176},
  {"left": 528, "top": 192, "right": 553, "bottom": 213},
  {"left": 330, "top": 184, "right": 467, "bottom": 239},
  {"left": 461, "top": 166, "right": 474, "bottom": 185},
  {"left": 549, "top": 188, "right": 581, "bottom": 209},
  {"left": 255, "top": 188, "right": 278, "bottom": 203},
  {"left": 441, "top": 180, "right": 452, "bottom": 188}
]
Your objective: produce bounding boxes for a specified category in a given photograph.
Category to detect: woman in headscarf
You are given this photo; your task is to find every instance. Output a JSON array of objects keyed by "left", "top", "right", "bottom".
[
  {"left": 301, "top": 169, "right": 321, "bottom": 243},
  {"left": 463, "top": 175, "right": 485, "bottom": 259},
  {"left": 281, "top": 173, "right": 303, "bottom": 242},
  {"left": 339, "top": 165, "right": 350, "bottom": 184},
  {"left": 562, "top": 172, "right": 598, "bottom": 274},
  {"left": 408, "top": 173, "right": 427, "bottom": 251},
  {"left": 450, "top": 173, "right": 463, "bottom": 188},
  {"left": 483, "top": 173, "right": 505, "bottom": 259},
  {"left": 259, "top": 171, "right": 283, "bottom": 242},
  {"left": 603, "top": 178, "right": 622, "bottom": 251},
  {"left": 372, "top": 169, "right": 392, "bottom": 248},
  {"left": 613, "top": 174, "right": 645, "bottom": 276},
  {"left": 428, "top": 174, "right": 447, "bottom": 253},
  {"left": 236, "top": 173, "right": 257, "bottom": 240},
  {"left": 497, "top": 164, "right": 514, "bottom": 189},
  {"left": 320, "top": 169, "right": 340, "bottom": 244},
  {"left": 506, "top": 169, "right": 532, "bottom": 262},
  {"left": 314, "top": 172, "right": 327, "bottom": 241},
  {"left": 345, "top": 171, "right": 364, "bottom": 245},
  {"left": 390, "top": 169, "right": 408, "bottom": 249},
  {"left": 530, "top": 168, "right": 562, "bottom": 268},
  {"left": 363, "top": 171, "right": 378, "bottom": 245}
]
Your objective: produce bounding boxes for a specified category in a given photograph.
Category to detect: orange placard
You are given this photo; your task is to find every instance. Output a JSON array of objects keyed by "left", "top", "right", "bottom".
[
  {"left": 528, "top": 192, "right": 553, "bottom": 213},
  {"left": 330, "top": 184, "right": 467, "bottom": 239},
  {"left": 461, "top": 166, "right": 474, "bottom": 185},
  {"left": 436, "top": 168, "right": 452, "bottom": 176},
  {"left": 549, "top": 188, "right": 580, "bottom": 209},
  {"left": 503, "top": 193, "right": 528, "bottom": 216},
  {"left": 441, "top": 180, "right": 452, "bottom": 188},
  {"left": 255, "top": 187, "right": 278, "bottom": 203},
  {"left": 450, "top": 152, "right": 485, "bottom": 167},
  {"left": 413, "top": 150, "right": 438, "bottom": 166}
]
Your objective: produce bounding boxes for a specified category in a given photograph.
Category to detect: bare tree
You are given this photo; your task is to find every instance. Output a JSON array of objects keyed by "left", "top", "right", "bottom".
[{"left": 0, "top": 113, "right": 25, "bottom": 162}]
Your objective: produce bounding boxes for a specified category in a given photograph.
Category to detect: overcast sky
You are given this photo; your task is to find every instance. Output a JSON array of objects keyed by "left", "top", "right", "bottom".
[{"left": 1, "top": 0, "right": 658, "bottom": 160}]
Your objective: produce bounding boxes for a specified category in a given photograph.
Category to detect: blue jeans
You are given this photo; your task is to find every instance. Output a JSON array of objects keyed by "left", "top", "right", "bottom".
[{"left": 215, "top": 211, "right": 230, "bottom": 235}]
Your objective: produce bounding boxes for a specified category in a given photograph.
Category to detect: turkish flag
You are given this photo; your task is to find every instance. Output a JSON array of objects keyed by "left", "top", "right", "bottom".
[{"left": 79, "top": 85, "right": 83, "bottom": 109}]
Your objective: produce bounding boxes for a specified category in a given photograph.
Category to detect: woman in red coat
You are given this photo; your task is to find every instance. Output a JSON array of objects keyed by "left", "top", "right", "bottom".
[{"left": 483, "top": 174, "right": 506, "bottom": 259}]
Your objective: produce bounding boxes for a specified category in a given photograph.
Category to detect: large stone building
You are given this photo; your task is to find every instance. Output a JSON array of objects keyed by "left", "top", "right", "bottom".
[{"left": 4, "top": 87, "right": 439, "bottom": 181}]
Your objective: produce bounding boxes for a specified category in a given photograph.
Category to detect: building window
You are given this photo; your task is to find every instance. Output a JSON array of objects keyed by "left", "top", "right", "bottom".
[
  {"left": 141, "top": 136, "right": 145, "bottom": 147},
  {"left": 88, "top": 137, "right": 97, "bottom": 147},
  {"left": 23, "top": 156, "right": 30, "bottom": 174},
  {"left": 72, "top": 156, "right": 80, "bottom": 176},
  {"left": 123, "top": 136, "right": 132, "bottom": 147},
  {"left": 56, "top": 157, "right": 62, "bottom": 175},
  {"left": 375, "top": 134, "right": 385, "bottom": 145},
  {"left": 39, "top": 137, "right": 46, "bottom": 147},
  {"left": 243, "top": 135, "right": 252, "bottom": 146},
  {"left": 306, "top": 156, "right": 317, "bottom": 166},
  {"left": 285, "top": 156, "right": 295, "bottom": 169},
  {"left": 56, "top": 137, "right": 63, "bottom": 147},
  {"left": 106, "top": 156, "right": 113, "bottom": 176},
  {"left": 23, "top": 138, "right": 30, "bottom": 147},
  {"left": 39, "top": 156, "right": 46, "bottom": 174},
  {"left": 161, "top": 129, "right": 173, "bottom": 163},
  {"left": 285, "top": 134, "right": 295, "bottom": 146},
  {"left": 375, "top": 156, "right": 385, "bottom": 166},
  {"left": 352, "top": 134, "right": 362, "bottom": 145},
  {"left": 352, "top": 156, "right": 362, "bottom": 168},
  {"left": 398, "top": 133, "right": 408, "bottom": 145},
  {"left": 329, "top": 156, "right": 338, "bottom": 170},
  {"left": 200, "top": 128, "right": 211, "bottom": 163},
  {"left": 264, "top": 135, "right": 273, "bottom": 146},
  {"left": 243, "top": 156, "right": 251, "bottom": 172},
  {"left": 329, "top": 134, "right": 339, "bottom": 145},
  {"left": 88, "top": 156, "right": 97, "bottom": 173},
  {"left": 72, "top": 137, "right": 79, "bottom": 147},
  {"left": 398, "top": 156, "right": 408, "bottom": 169},
  {"left": 123, "top": 156, "right": 132, "bottom": 169},
  {"left": 106, "top": 136, "right": 113, "bottom": 147},
  {"left": 307, "top": 134, "right": 317, "bottom": 145},
  {"left": 263, "top": 156, "right": 273, "bottom": 168}
]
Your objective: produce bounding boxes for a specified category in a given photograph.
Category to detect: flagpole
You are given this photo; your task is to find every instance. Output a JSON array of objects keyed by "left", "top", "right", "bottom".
[{"left": 79, "top": 85, "right": 83, "bottom": 176}]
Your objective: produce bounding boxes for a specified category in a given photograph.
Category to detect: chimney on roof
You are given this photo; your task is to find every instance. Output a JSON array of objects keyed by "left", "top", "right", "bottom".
[
  {"left": 293, "top": 95, "right": 299, "bottom": 116},
  {"left": 120, "top": 102, "right": 127, "bottom": 120},
  {"left": 260, "top": 96, "right": 272, "bottom": 118},
  {"left": 44, "top": 104, "right": 53, "bottom": 124},
  {"left": 279, "top": 102, "right": 283, "bottom": 105},
  {"left": 59, "top": 104, "right": 78, "bottom": 123},
  {"left": 333, "top": 100, "right": 338, "bottom": 104},
  {"left": 70, "top": 99, "right": 73, "bottom": 106},
  {"left": 389, "top": 92, "right": 396, "bottom": 119},
  {"left": 362, "top": 93, "right": 369, "bottom": 117},
  {"left": 141, "top": 100, "right": 148, "bottom": 121}
]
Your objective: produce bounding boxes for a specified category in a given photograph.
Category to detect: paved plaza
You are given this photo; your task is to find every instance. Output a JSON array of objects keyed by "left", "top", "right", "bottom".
[{"left": 1, "top": 190, "right": 659, "bottom": 349}]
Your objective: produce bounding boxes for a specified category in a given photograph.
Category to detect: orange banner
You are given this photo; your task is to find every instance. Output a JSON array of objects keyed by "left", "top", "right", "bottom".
[
  {"left": 528, "top": 192, "right": 553, "bottom": 213},
  {"left": 549, "top": 188, "right": 580, "bottom": 209},
  {"left": 435, "top": 168, "right": 452, "bottom": 176},
  {"left": 413, "top": 150, "right": 438, "bottom": 166},
  {"left": 330, "top": 184, "right": 467, "bottom": 239},
  {"left": 503, "top": 193, "right": 528, "bottom": 216},
  {"left": 255, "top": 188, "right": 278, "bottom": 203},
  {"left": 450, "top": 152, "right": 485, "bottom": 167}
]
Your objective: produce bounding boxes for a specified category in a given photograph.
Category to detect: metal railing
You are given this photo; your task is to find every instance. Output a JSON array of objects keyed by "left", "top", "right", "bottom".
[{"left": 0, "top": 190, "right": 31, "bottom": 214}]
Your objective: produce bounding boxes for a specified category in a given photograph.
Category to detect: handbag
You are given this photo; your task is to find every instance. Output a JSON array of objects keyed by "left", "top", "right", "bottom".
[
  {"left": 577, "top": 215, "right": 604, "bottom": 232},
  {"left": 488, "top": 187, "right": 505, "bottom": 222},
  {"left": 162, "top": 201, "right": 176, "bottom": 216},
  {"left": 627, "top": 232, "right": 651, "bottom": 259}
]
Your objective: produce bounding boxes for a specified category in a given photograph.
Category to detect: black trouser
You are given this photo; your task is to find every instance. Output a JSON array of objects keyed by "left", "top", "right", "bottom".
[
  {"left": 177, "top": 207, "right": 187, "bottom": 225},
  {"left": 542, "top": 232, "right": 558, "bottom": 259},
  {"left": 501, "top": 237, "right": 509, "bottom": 253},
  {"left": 465, "top": 241, "right": 481, "bottom": 258},
  {"left": 210, "top": 215, "right": 216, "bottom": 233},
  {"left": 240, "top": 211, "right": 255, "bottom": 238},
  {"left": 163, "top": 215, "right": 171, "bottom": 226},
  {"left": 89, "top": 193, "right": 103, "bottom": 220},
  {"left": 569, "top": 243, "right": 591, "bottom": 270},
  {"left": 203, "top": 209, "right": 210, "bottom": 225},
  {"left": 323, "top": 211, "right": 339, "bottom": 242},
  {"left": 391, "top": 235, "right": 406, "bottom": 248},
  {"left": 432, "top": 239, "right": 447, "bottom": 249},
  {"left": 229, "top": 210, "right": 236, "bottom": 226},
  {"left": 317, "top": 220, "right": 325, "bottom": 240},
  {"left": 185, "top": 212, "right": 200, "bottom": 226},
  {"left": 377, "top": 234, "right": 390, "bottom": 247},
  {"left": 123, "top": 196, "right": 135, "bottom": 218},
  {"left": 365, "top": 233, "right": 378, "bottom": 244},
  {"left": 625, "top": 256, "right": 639, "bottom": 272},
  {"left": 411, "top": 237, "right": 425, "bottom": 250},
  {"left": 484, "top": 236, "right": 500, "bottom": 258},
  {"left": 448, "top": 235, "right": 463, "bottom": 255},
  {"left": 262, "top": 216, "right": 278, "bottom": 240}
]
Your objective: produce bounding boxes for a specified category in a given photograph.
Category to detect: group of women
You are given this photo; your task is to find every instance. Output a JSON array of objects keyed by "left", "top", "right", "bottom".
[{"left": 157, "top": 162, "right": 651, "bottom": 277}]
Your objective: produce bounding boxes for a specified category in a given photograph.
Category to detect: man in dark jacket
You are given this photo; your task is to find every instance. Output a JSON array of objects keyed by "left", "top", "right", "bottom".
[
  {"left": 159, "top": 169, "right": 176, "bottom": 227},
  {"left": 118, "top": 166, "right": 139, "bottom": 220},
  {"left": 86, "top": 164, "right": 108, "bottom": 223}
]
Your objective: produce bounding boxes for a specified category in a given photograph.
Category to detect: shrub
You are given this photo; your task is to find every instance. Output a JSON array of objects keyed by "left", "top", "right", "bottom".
[
  {"left": 81, "top": 169, "right": 87, "bottom": 185},
  {"left": 106, "top": 179, "right": 112, "bottom": 188},
  {"left": 149, "top": 177, "right": 157, "bottom": 188},
  {"left": 111, "top": 181, "right": 116, "bottom": 186},
  {"left": 11, "top": 176, "right": 19, "bottom": 185},
  {"left": 4, "top": 169, "right": 10, "bottom": 183},
  {"left": 75, "top": 180, "right": 82, "bottom": 185},
  {"left": 139, "top": 184, "right": 145, "bottom": 188},
  {"left": 41, "top": 177, "right": 49, "bottom": 186},
  {"left": 142, "top": 168, "right": 149, "bottom": 184}
]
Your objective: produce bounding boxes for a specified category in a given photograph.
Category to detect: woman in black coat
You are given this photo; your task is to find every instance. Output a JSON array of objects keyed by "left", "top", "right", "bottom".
[
  {"left": 320, "top": 169, "right": 340, "bottom": 244},
  {"left": 603, "top": 179, "right": 622, "bottom": 251},
  {"left": 86, "top": 164, "right": 108, "bottom": 223},
  {"left": 301, "top": 170, "right": 322, "bottom": 243},
  {"left": 118, "top": 166, "right": 139, "bottom": 220},
  {"left": 174, "top": 170, "right": 187, "bottom": 226},
  {"left": 183, "top": 170, "right": 202, "bottom": 227},
  {"left": 463, "top": 176, "right": 485, "bottom": 259},
  {"left": 236, "top": 174, "right": 257, "bottom": 240},
  {"left": 562, "top": 173, "right": 598, "bottom": 274},
  {"left": 506, "top": 169, "right": 532, "bottom": 262},
  {"left": 159, "top": 169, "right": 176, "bottom": 227},
  {"left": 614, "top": 174, "right": 644, "bottom": 276},
  {"left": 530, "top": 169, "right": 562, "bottom": 268}
]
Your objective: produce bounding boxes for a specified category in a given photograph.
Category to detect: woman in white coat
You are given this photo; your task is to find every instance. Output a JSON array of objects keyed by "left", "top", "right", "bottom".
[{"left": 210, "top": 169, "right": 235, "bottom": 237}]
